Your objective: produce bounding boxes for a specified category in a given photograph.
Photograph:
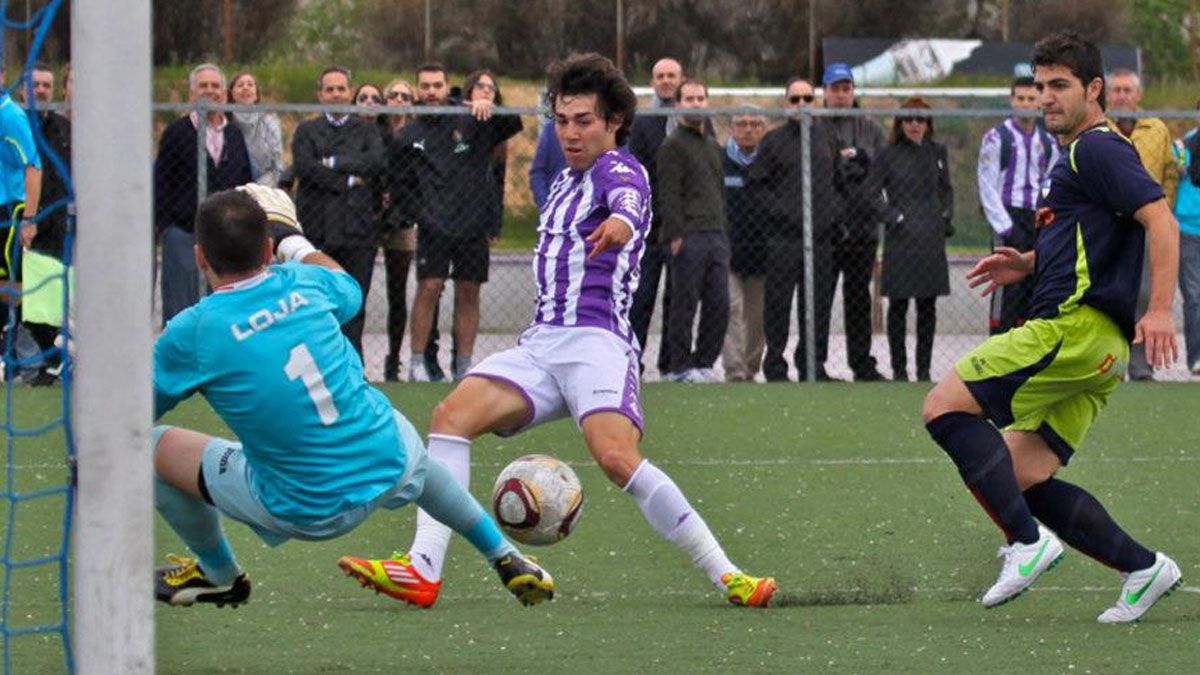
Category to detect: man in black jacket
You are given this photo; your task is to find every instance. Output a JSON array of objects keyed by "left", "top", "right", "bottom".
[
  {"left": 656, "top": 79, "right": 728, "bottom": 382},
  {"left": 745, "top": 78, "right": 836, "bottom": 382},
  {"left": 154, "top": 63, "right": 252, "bottom": 324},
  {"left": 627, "top": 57, "right": 683, "bottom": 377},
  {"left": 398, "top": 63, "right": 522, "bottom": 381},
  {"left": 817, "top": 63, "right": 886, "bottom": 381},
  {"left": 293, "top": 66, "right": 385, "bottom": 358}
]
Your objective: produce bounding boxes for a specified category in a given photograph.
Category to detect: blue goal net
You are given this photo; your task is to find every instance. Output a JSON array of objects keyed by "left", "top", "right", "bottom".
[{"left": 0, "top": 0, "right": 75, "bottom": 672}]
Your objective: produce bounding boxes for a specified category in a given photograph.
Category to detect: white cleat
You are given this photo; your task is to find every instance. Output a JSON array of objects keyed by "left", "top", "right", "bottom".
[
  {"left": 981, "top": 525, "right": 1065, "bottom": 608},
  {"left": 1097, "top": 552, "right": 1183, "bottom": 624}
]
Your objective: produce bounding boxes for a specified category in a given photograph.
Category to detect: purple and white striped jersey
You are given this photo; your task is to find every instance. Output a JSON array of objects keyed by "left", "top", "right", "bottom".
[{"left": 531, "top": 148, "right": 652, "bottom": 347}]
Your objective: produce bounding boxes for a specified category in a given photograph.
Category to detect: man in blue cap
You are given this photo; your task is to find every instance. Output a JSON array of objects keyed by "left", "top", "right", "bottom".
[{"left": 817, "top": 62, "right": 886, "bottom": 382}]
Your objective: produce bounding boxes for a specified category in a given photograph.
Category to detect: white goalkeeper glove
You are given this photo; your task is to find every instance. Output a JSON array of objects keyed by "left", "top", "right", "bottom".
[{"left": 235, "top": 183, "right": 317, "bottom": 263}]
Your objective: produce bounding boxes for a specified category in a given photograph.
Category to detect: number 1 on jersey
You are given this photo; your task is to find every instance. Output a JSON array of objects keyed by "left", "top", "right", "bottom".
[{"left": 285, "top": 343, "right": 340, "bottom": 425}]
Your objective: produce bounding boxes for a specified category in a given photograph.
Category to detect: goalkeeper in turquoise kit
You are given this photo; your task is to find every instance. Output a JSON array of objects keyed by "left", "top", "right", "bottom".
[{"left": 152, "top": 185, "right": 553, "bottom": 608}]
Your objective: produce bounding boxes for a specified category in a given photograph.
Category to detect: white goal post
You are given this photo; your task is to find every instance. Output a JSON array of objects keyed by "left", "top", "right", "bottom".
[{"left": 71, "top": 0, "right": 155, "bottom": 672}]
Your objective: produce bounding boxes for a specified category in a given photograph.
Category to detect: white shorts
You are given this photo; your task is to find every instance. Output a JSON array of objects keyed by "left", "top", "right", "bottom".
[{"left": 467, "top": 324, "right": 644, "bottom": 436}]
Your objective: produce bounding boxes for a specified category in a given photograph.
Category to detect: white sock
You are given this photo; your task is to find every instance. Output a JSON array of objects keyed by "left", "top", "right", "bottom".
[
  {"left": 409, "top": 434, "right": 472, "bottom": 582},
  {"left": 623, "top": 459, "right": 738, "bottom": 589}
]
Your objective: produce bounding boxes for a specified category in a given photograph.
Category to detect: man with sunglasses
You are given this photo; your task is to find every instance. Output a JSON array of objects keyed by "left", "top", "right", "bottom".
[
  {"left": 746, "top": 77, "right": 838, "bottom": 382},
  {"left": 292, "top": 65, "right": 386, "bottom": 359},
  {"left": 817, "top": 63, "right": 886, "bottom": 382}
]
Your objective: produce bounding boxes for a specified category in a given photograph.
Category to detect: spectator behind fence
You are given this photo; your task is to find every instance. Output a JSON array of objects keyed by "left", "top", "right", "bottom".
[
  {"left": 465, "top": 71, "right": 509, "bottom": 242},
  {"left": 154, "top": 63, "right": 252, "bottom": 325},
  {"left": 746, "top": 77, "right": 837, "bottom": 382},
  {"left": 721, "top": 110, "right": 768, "bottom": 383},
  {"left": 657, "top": 79, "right": 729, "bottom": 383},
  {"left": 529, "top": 89, "right": 566, "bottom": 209},
  {"left": 877, "top": 97, "right": 954, "bottom": 382},
  {"left": 978, "top": 76, "right": 1057, "bottom": 336},
  {"left": 1172, "top": 108, "right": 1200, "bottom": 375},
  {"left": 399, "top": 62, "right": 523, "bottom": 382},
  {"left": 379, "top": 78, "right": 419, "bottom": 381},
  {"left": 292, "top": 66, "right": 385, "bottom": 358},
  {"left": 628, "top": 57, "right": 684, "bottom": 377},
  {"left": 1108, "top": 68, "right": 1179, "bottom": 381},
  {"left": 228, "top": 72, "right": 284, "bottom": 187},
  {"left": 20, "top": 62, "right": 70, "bottom": 384},
  {"left": 818, "top": 62, "right": 885, "bottom": 382}
]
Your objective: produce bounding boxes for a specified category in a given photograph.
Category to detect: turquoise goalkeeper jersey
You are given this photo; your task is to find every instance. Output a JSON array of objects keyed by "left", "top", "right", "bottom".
[{"left": 154, "top": 262, "right": 406, "bottom": 523}]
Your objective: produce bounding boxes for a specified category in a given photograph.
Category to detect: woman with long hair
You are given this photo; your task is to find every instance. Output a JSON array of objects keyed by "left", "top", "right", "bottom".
[
  {"left": 876, "top": 97, "right": 954, "bottom": 381},
  {"left": 378, "top": 78, "right": 420, "bottom": 380},
  {"left": 227, "top": 72, "right": 283, "bottom": 186}
]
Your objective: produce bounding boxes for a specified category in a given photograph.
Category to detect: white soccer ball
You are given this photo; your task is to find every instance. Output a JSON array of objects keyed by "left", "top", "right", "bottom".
[{"left": 491, "top": 454, "right": 584, "bottom": 546}]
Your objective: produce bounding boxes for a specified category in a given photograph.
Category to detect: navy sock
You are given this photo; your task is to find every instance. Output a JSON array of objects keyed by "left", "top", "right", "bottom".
[
  {"left": 926, "top": 412, "right": 1039, "bottom": 544},
  {"left": 1023, "top": 478, "right": 1155, "bottom": 573}
]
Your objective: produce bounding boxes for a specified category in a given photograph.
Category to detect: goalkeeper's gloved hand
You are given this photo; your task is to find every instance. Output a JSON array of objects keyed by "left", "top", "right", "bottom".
[{"left": 235, "top": 183, "right": 317, "bottom": 263}]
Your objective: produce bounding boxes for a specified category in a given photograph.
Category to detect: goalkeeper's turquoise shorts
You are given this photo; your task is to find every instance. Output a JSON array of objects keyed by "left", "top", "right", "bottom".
[{"left": 169, "top": 410, "right": 429, "bottom": 546}]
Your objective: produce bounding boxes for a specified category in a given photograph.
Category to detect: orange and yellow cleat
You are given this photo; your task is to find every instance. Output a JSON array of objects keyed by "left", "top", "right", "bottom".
[
  {"left": 337, "top": 552, "right": 442, "bottom": 608},
  {"left": 722, "top": 571, "right": 777, "bottom": 608}
]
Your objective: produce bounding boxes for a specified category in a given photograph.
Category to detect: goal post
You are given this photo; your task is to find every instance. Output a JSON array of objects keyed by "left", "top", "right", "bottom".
[{"left": 71, "top": 0, "right": 155, "bottom": 672}]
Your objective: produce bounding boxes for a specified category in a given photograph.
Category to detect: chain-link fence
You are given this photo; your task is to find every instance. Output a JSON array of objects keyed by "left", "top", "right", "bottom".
[{"left": 149, "top": 101, "right": 1198, "bottom": 383}]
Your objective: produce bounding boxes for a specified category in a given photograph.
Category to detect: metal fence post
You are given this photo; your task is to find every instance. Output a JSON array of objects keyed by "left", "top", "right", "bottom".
[
  {"left": 195, "top": 100, "right": 208, "bottom": 300},
  {"left": 801, "top": 106, "right": 816, "bottom": 383}
]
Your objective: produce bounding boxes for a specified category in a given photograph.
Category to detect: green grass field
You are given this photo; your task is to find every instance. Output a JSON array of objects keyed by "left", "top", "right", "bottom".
[{"left": 3, "top": 383, "right": 1198, "bottom": 672}]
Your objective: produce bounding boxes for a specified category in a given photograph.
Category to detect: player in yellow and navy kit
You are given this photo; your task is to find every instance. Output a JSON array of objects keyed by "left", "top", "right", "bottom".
[
  {"left": 152, "top": 186, "right": 553, "bottom": 609},
  {"left": 923, "top": 32, "right": 1183, "bottom": 623}
]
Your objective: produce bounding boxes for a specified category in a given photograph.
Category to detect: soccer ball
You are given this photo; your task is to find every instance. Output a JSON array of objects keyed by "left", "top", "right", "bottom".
[{"left": 491, "top": 454, "right": 584, "bottom": 546}]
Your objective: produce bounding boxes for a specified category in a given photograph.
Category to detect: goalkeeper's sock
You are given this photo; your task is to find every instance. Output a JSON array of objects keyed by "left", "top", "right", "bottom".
[
  {"left": 409, "top": 434, "right": 473, "bottom": 581},
  {"left": 414, "top": 449, "right": 515, "bottom": 566},
  {"left": 154, "top": 474, "right": 240, "bottom": 585},
  {"left": 623, "top": 459, "right": 736, "bottom": 589}
]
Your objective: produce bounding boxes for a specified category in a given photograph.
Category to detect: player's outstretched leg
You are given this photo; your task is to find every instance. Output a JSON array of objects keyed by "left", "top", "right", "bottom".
[
  {"left": 618, "top": 453, "right": 777, "bottom": 608},
  {"left": 339, "top": 459, "right": 553, "bottom": 607},
  {"left": 584, "top": 413, "right": 779, "bottom": 606}
]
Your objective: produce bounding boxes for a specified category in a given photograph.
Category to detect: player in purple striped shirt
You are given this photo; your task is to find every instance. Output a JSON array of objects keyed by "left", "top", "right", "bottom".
[{"left": 345, "top": 53, "right": 777, "bottom": 609}]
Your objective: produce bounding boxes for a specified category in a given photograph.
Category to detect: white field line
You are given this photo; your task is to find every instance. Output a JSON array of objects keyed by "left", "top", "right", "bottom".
[{"left": 8, "top": 454, "right": 1199, "bottom": 472}]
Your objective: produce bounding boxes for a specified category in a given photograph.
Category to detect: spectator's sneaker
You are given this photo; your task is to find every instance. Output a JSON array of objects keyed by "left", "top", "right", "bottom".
[
  {"left": 661, "top": 371, "right": 689, "bottom": 383},
  {"left": 409, "top": 360, "right": 432, "bottom": 383},
  {"left": 154, "top": 555, "right": 250, "bottom": 608},
  {"left": 694, "top": 367, "right": 720, "bottom": 383},
  {"left": 722, "top": 571, "right": 777, "bottom": 608},
  {"left": 1191, "top": 360, "right": 1200, "bottom": 376},
  {"left": 1097, "top": 552, "right": 1183, "bottom": 624},
  {"left": 981, "top": 525, "right": 1065, "bottom": 608},
  {"left": 494, "top": 554, "right": 554, "bottom": 606},
  {"left": 338, "top": 552, "right": 443, "bottom": 608}
]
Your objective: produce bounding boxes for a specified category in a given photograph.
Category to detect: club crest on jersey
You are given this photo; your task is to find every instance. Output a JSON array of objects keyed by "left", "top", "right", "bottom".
[{"left": 231, "top": 292, "right": 310, "bottom": 342}]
